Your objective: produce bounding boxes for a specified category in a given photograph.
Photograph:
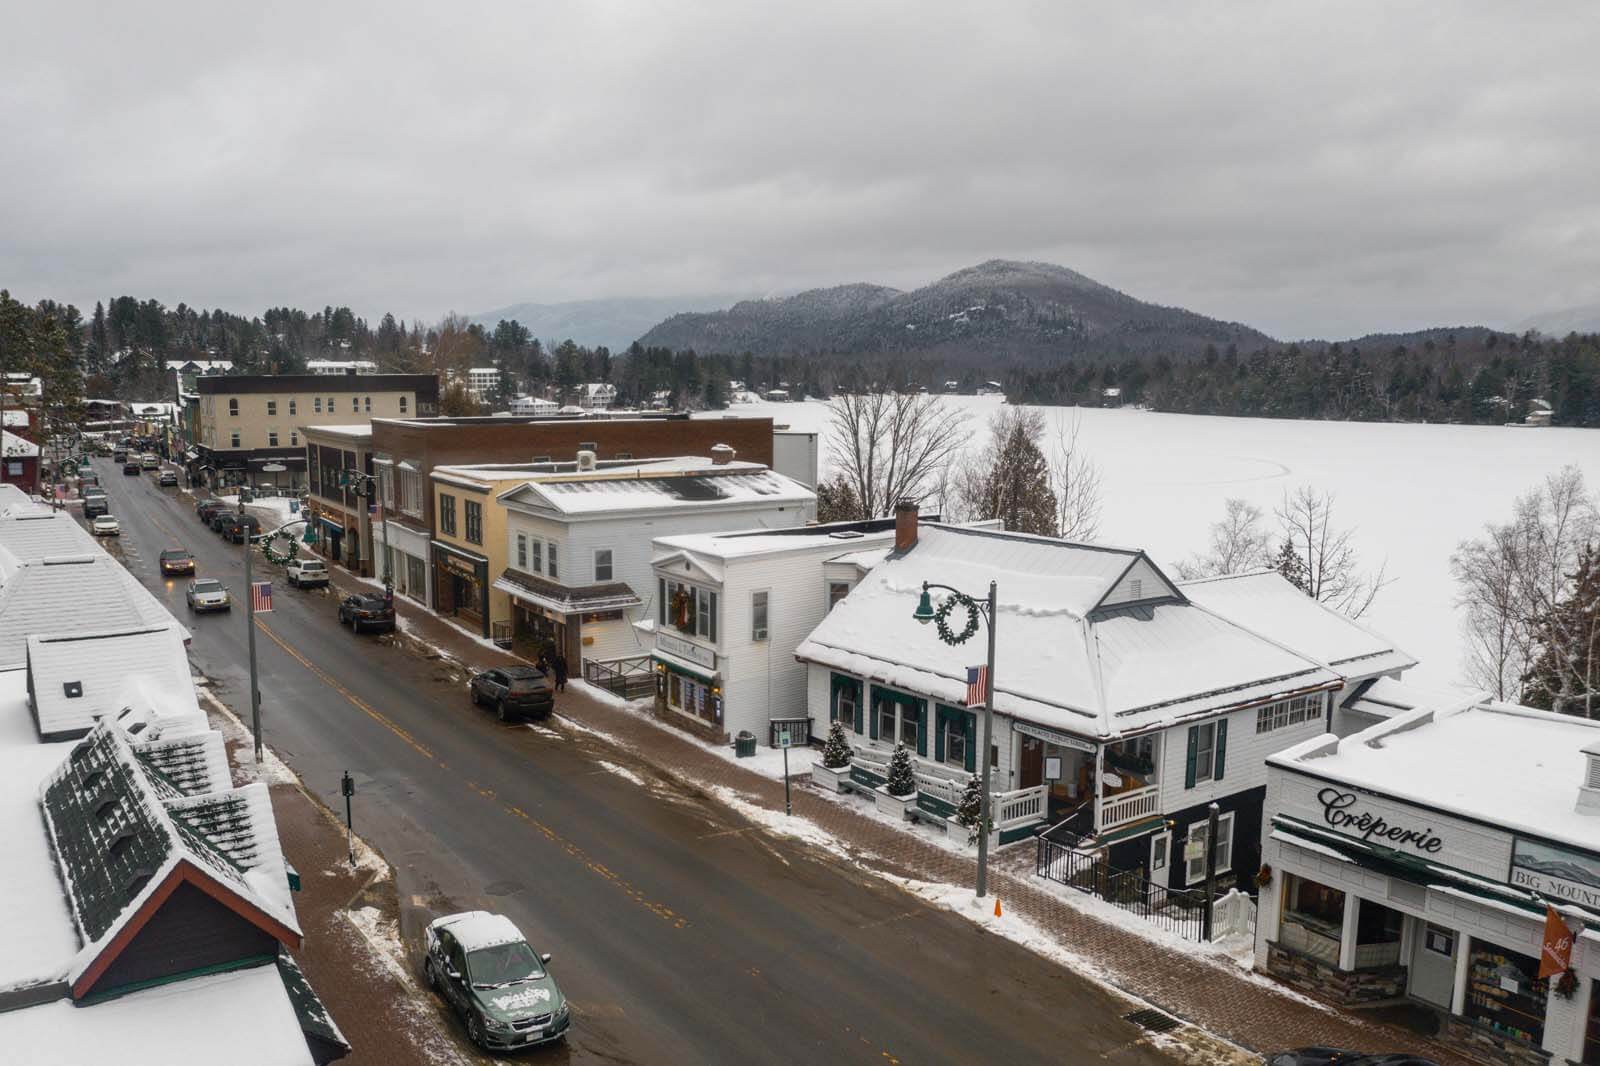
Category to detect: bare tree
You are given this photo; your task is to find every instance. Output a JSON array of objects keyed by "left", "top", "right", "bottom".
[
  {"left": 1274, "top": 485, "right": 1390, "bottom": 617},
  {"left": 1049, "top": 413, "right": 1102, "bottom": 541},
  {"left": 1177, "top": 498, "right": 1272, "bottom": 580},
  {"left": 827, "top": 391, "right": 970, "bottom": 519},
  {"left": 1452, "top": 466, "right": 1599, "bottom": 706}
]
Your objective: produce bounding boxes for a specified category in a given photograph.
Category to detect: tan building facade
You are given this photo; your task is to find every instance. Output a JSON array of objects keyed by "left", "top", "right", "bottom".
[{"left": 194, "top": 374, "right": 437, "bottom": 490}]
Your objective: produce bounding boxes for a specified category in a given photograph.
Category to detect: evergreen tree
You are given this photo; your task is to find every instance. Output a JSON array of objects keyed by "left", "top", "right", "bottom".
[
  {"left": 1272, "top": 539, "right": 1310, "bottom": 593},
  {"left": 821, "top": 720, "right": 853, "bottom": 769},
  {"left": 954, "top": 775, "right": 989, "bottom": 846},
  {"left": 885, "top": 744, "right": 916, "bottom": 797},
  {"left": 1523, "top": 544, "right": 1600, "bottom": 717},
  {"left": 815, "top": 473, "right": 863, "bottom": 523}
]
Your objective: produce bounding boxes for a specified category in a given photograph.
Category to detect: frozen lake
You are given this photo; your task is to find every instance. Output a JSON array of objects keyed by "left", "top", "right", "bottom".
[{"left": 703, "top": 397, "right": 1596, "bottom": 690}]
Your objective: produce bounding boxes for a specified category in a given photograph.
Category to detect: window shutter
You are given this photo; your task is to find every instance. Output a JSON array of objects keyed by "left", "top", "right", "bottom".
[
  {"left": 869, "top": 691, "right": 879, "bottom": 740},
  {"left": 934, "top": 707, "right": 946, "bottom": 763},
  {"left": 853, "top": 682, "right": 864, "bottom": 734},
  {"left": 1184, "top": 726, "right": 1198, "bottom": 789},
  {"left": 1214, "top": 719, "right": 1229, "bottom": 781},
  {"left": 916, "top": 701, "right": 928, "bottom": 757},
  {"left": 658, "top": 579, "right": 666, "bottom": 625},
  {"left": 964, "top": 713, "right": 977, "bottom": 773}
]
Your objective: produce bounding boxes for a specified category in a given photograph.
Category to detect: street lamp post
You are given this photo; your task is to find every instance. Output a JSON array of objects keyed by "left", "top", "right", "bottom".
[
  {"left": 339, "top": 469, "right": 391, "bottom": 600},
  {"left": 913, "top": 578, "right": 999, "bottom": 900}
]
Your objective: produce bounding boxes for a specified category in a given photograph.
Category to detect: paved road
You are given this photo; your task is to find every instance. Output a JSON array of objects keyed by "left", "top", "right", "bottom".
[{"left": 91, "top": 467, "right": 1174, "bottom": 1066}]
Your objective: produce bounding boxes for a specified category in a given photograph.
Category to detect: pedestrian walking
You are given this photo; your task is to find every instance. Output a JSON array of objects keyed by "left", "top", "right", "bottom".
[{"left": 553, "top": 652, "right": 568, "bottom": 693}]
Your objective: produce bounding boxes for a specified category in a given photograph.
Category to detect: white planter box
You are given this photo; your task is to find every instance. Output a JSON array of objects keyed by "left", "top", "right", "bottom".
[
  {"left": 811, "top": 761, "right": 851, "bottom": 793},
  {"left": 874, "top": 786, "right": 918, "bottom": 821}
]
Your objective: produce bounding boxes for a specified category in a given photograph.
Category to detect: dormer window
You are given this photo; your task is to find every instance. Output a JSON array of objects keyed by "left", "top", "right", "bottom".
[
  {"left": 109, "top": 828, "right": 136, "bottom": 859},
  {"left": 80, "top": 769, "right": 104, "bottom": 792},
  {"left": 94, "top": 796, "right": 119, "bottom": 822},
  {"left": 62, "top": 680, "right": 83, "bottom": 699}
]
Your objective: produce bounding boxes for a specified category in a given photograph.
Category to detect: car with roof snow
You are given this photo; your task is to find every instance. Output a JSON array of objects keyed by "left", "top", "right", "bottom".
[
  {"left": 186, "top": 578, "right": 231, "bottom": 612},
  {"left": 424, "top": 911, "right": 570, "bottom": 1050},
  {"left": 83, "top": 491, "right": 109, "bottom": 519}
]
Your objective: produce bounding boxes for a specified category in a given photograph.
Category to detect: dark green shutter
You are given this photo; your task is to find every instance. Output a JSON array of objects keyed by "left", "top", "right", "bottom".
[
  {"left": 964, "top": 713, "right": 976, "bottom": 773},
  {"left": 869, "top": 689, "right": 879, "bottom": 740},
  {"left": 934, "top": 707, "right": 947, "bottom": 762},
  {"left": 1184, "top": 726, "right": 1198, "bottom": 789},
  {"left": 915, "top": 700, "right": 928, "bottom": 757},
  {"left": 853, "top": 681, "right": 863, "bottom": 734},
  {"left": 1214, "top": 719, "right": 1228, "bottom": 781},
  {"left": 658, "top": 579, "right": 666, "bottom": 625}
]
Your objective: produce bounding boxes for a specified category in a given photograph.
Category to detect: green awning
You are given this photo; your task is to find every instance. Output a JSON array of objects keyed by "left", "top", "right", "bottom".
[{"left": 652, "top": 651, "right": 715, "bottom": 683}]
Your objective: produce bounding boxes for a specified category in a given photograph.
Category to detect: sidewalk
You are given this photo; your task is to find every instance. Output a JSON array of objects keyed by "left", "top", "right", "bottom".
[{"left": 363, "top": 594, "right": 1472, "bottom": 1064}]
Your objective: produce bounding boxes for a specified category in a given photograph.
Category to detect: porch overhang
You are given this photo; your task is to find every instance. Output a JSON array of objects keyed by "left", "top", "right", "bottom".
[
  {"left": 652, "top": 649, "right": 716, "bottom": 683},
  {"left": 494, "top": 566, "right": 641, "bottom": 616}
]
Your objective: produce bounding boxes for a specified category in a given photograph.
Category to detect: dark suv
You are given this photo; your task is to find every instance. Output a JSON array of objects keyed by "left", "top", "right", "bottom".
[
  {"left": 469, "top": 667, "right": 555, "bottom": 721},
  {"left": 221, "top": 514, "right": 260, "bottom": 543},
  {"left": 338, "top": 593, "right": 395, "bottom": 634},
  {"left": 196, "top": 499, "right": 227, "bottom": 524}
]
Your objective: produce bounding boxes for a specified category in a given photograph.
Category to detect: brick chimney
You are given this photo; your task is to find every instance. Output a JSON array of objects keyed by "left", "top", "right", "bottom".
[
  {"left": 710, "top": 443, "right": 736, "bottom": 465},
  {"left": 894, "top": 498, "right": 919, "bottom": 553}
]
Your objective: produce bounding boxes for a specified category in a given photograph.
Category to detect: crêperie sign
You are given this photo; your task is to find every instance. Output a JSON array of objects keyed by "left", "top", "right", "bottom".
[{"left": 1318, "top": 788, "right": 1444, "bottom": 854}]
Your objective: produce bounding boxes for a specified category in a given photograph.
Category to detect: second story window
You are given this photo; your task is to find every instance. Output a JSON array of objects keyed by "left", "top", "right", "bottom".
[
  {"left": 268, "top": 431, "right": 279, "bottom": 447},
  {"left": 314, "top": 397, "right": 323, "bottom": 413},
  {"left": 751, "top": 590, "right": 769, "bottom": 641},
  {"left": 439, "top": 493, "right": 457, "bottom": 536},
  {"left": 288, "top": 398, "right": 297, "bottom": 415},
  {"left": 594, "top": 549, "right": 613, "bottom": 583},
  {"left": 230, "top": 431, "right": 240, "bottom": 448},
  {"left": 464, "top": 500, "right": 482, "bottom": 544},
  {"left": 400, "top": 395, "right": 408, "bottom": 413},
  {"left": 290, "top": 431, "right": 298, "bottom": 446},
  {"left": 364, "top": 396, "right": 372, "bottom": 412},
  {"left": 266, "top": 400, "right": 277, "bottom": 416},
  {"left": 663, "top": 579, "right": 717, "bottom": 642},
  {"left": 529, "top": 538, "right": 542, "bottom": 573},
  {"left": 547, "top": 542, "right": 558, "bottom": 580},
  {"left": 327, "top": 396, "right": 336, "bottom": 413},
  {"left": 516, "top": 533, "right": 527, "bottom": 569},
  {"left": 228, "top": 398, "right": 239, "bottom": 417}
]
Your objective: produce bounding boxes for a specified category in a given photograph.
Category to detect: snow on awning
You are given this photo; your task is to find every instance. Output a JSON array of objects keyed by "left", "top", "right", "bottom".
[{"left": 652, "top": 649, "right": 715, "bottom": 683}]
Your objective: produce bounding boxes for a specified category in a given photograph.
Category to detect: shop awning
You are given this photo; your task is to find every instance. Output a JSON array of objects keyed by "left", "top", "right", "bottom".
[
  {"left": 652, "top": 649, "right": 716, "bottom": 683},
  {"left": 433, "top": 540, "right": 490, "bottom": 565},
  {"left": 319, "top": 516, "right": 344, "bottom": 531},
  {"left": 493, "top": 566, "right": 641, "bottom": 616}
]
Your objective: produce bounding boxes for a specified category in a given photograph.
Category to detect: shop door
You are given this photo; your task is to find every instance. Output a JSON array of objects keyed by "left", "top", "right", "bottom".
[
  {"left": 1019, "top": 735, "right": 1044, "bottom": 789},
  {"left": 1409, "top": 922, "right": 1457, "bottom": 1008}
]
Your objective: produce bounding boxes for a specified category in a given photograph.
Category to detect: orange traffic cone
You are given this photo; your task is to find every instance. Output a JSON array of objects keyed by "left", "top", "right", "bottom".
[{"left": 994, "top": 898, "right": 1002, "bottom": 918}]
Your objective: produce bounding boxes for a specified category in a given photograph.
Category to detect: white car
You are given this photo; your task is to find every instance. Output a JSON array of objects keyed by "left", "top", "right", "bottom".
[
  {"left": 186, "top": 578, "right": 231, "bottom": 612},
  {"left": 286, "top": 557, "right": 329, "bottom": 588},
  {"left": 91, "top": 515, "right": 120, "bottom": 536}
]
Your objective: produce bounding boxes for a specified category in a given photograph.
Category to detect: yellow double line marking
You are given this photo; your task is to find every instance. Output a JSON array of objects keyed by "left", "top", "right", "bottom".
[{"left": 253, "top": 618, "right": 688, "bottom": 929}]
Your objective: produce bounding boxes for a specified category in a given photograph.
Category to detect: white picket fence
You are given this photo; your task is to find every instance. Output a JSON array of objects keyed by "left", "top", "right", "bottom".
[{"left": 1211, "top": 888, "right": 1257, "bottom": 942}]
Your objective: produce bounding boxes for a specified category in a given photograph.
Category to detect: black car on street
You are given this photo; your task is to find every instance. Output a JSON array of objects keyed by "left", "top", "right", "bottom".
[
  {"left": 469, "top": 667, "right": 555, "bottom": 721},
  {"left": 338, "top": 593, "right": 396, "bottom": 634}
]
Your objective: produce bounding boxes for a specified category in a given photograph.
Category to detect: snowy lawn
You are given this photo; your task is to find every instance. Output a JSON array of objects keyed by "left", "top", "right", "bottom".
[{"left": 703, "top": 399, "right": 1597, "bottom": 688}]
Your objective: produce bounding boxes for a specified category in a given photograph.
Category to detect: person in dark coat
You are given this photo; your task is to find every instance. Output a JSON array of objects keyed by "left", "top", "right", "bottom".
[
  {"left": 553, "top": 652, "right": 568, "bottom": 693},
  {"left": 535, "top": 650, "right": 551, "bottom": 677}
]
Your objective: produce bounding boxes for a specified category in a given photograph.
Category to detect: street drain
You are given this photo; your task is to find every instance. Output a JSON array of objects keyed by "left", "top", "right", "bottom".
[{"left": 1123, "top": 1007, "right": 1182, "bottom": 1035}]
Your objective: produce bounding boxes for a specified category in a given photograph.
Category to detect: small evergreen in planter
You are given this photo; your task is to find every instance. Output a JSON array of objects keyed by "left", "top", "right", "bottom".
[
  {"left": 822, "top": 720, "right": 853, "bottom": 770},
  {"left": 886, "top": 744, "right": 916, "bottom": 797},
  {"left": 953, "top": 775, "right": 991, "bottom": 845}
]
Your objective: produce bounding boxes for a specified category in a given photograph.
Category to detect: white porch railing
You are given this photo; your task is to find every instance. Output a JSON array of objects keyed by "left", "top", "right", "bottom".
[
  {"left": 1098, "top": 784, "right": 1160, "bottom": 831},
  {"left": 994, "top": 785, "right": 1048, "bottom": 830}
]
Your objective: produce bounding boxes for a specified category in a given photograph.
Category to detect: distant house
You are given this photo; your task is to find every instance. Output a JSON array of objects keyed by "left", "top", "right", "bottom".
[
  {"left": 2, "top": 430, "right": 40, "bottom": 493},
  {"left": 1102, "top": 387, "right": 1123, "bottom": 407},
  {"left": 306, "top": 359, "right": 378, "bottom": 375},
  {"left": 578, "top": 382, "right": 617, "bottom": 410},
  {"left": 166, "top": 359, "right": 234, "bottom": 396},
  {"left": 1525, "top": 398, "right": 1554, "bottom": 427},
  {"left": 466, "top": 366, "right": 500, "bottom": 400},
  {"left": 510, "top": 395, "right": 559, "bottom": 417},
  {"left": 764, "top": 388, "right": 790, "bottom": 403}
]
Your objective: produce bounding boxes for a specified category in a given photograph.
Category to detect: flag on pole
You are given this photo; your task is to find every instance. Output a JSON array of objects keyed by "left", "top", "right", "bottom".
[
  {"left": 251, "top": 581, "right": 273, "bottom": 613},
  {"left": 966, "top": 665, "right": 989, "bottom": 707}
]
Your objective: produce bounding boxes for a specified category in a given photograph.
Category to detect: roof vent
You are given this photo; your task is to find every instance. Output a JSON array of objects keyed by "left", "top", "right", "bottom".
[
  {"left": 710, "top": 443, "right": 736, "bottom": 465},
  {"left": 124, "top": 867, "right": 154, "bottom": 901},
  {"left": 94, "top": 796, "right": 119, "bottom": 822},
  {"left": 109, "top": 828, "right": 136, "bottom": 859},
  {"left": 576, "top": 450, "right": 597, "bottom": 472},
  {"left": 62, "top": 680, "right": 83, "bottom": 699},
  {"left": 81, "top": 769, "right": 104, "bottom": 792},
  {"left": 1578, "top": 741, "right": 1600, "bottom": 814},
  {"left": 828, "top": 530, "right": 865, "bottom": 540}
]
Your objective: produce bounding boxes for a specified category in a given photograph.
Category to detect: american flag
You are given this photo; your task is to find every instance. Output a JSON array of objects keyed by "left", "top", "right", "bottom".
[
  {"left": 966, "top": 664, "right": 989, "bottom": 707},
  {"left": 251, "top": 581, "right": 273, "bottom": 613}
]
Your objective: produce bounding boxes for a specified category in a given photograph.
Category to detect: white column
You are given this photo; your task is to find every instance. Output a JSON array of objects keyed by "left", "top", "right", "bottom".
[
  {"left": 1545, "top": 969, "right": 1587, "bottom": 1060},
  {"left": 1338, "top": 891, "right": 1360, "bottom": 971},
  {"left": 1451, "top": 933, "right": 1472, "bottom": 1016}
]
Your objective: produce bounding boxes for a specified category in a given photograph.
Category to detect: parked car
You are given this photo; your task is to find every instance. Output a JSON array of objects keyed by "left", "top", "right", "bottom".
[
  {"left": 222, "top": 514, "right": 260, "bottom": 544},
  {"left": 210, "top": 508, "right": 238, "bottom": 533},
  {"left": 159, "top": 549, "right": 195, "bottom": 576},
  {"left": 90, "top": 515, "right": 120, "bottom": 537},
  {"left": 185, "top": 578, "right": 231, "bottom": 612},
  {"left": 423, "top": 911, "right": 570, "bottom": 1051},
  {"left": 196, "top": 498, "right": 226, "bottom": 522},
  {"left": 337, "top": 593, "right": 395, "bottom": 634},
  {"left": 122, "top": 461, "right": 140, "bottom": 475},
  {"left": 286, "top": 557, "right": 329, "bottom": 588},
  {"left": 112, "top": 450, "right": 127, "bottom": 464},
  {"left": 83, "top": 494, "right": 109, "bottom": 519},
  {"left": 158, "top": 469, "right": 178, "bottom": 486},
  {"left": 140, "top": 454, "right": 159, "bottom": 469},
  {"left": 1265, "top": 1050, "right": 1439, "bottom": 1066},
  {"left": 469, "top": 667, "right": 555, "bottom": 722}
]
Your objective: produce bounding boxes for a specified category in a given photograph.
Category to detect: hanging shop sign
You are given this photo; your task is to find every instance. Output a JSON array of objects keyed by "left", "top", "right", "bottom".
[
  {"left": 1014, "top": 720, "right": 1096, "bottom": 753},
  {"left": 1510, "top": 836, "right": 1600, "bottom": 911},
  {"left": 437, "top": 550, "right": 480, "bottom": 580},
  {"left": 657, "top": 632, "right": 715, "bottom": 669},
  {"left": 1316, "top": 788, "right": 1444, "bottom": 854}
]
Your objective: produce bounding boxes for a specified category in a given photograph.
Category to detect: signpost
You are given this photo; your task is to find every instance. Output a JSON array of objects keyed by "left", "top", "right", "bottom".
[
  {"left": 342, "top": 770, "right": 356, "bottom": 868},
  {"left": 780, "top": 732, "right": 793, "bottom": 815}
]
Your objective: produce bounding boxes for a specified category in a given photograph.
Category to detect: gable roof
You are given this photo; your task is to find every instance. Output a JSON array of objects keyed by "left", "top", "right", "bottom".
[
  {"left": 796, "top": 524, "right": 1339, "bottom": 740},
  {"left": 0, "top": 557, "right": 190, "bottom": 670},
  {"left": 1179, "top": 570, "right": 1417, "bottom": 679},
  {"left": 39, "top": 723, "right": 300, "bottom": 997},
  {"left": 3, "top": 430, "right": 39, "bottom": 458},
  {"left": 499, "top": 459, "right": 814, "bottom": 519},
  {"left": 27, "top": 626, "right": 200, "bottom": 740}
]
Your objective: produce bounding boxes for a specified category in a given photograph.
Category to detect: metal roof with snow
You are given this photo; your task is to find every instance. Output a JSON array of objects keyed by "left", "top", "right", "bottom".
[
  {"left": 27, "top": 625, "right": 200, "bottom": 741},
  {"left": 0, "top": 556, "right": 191, "bottom": 670}
]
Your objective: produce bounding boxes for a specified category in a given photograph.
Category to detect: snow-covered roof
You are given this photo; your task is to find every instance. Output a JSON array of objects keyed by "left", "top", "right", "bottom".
[
  {"left": 0, "top": 510, "right": 98, "bottom": 567},
  {"left": 3, "top": 409, "right": 29, "bottom": 427},
  {"left": 0, "top": 557, "right": 191, "bottom": 671},
  {"left": 301, "top": 422, "right": 372, "bottom": 440},
  {"left": 499, "top": 458, "right": 815, "bottom": 519},
  {"left": 27, "top": 626, "right": 200, "bottom": 740},
  {"left": 0, "top": 962, "right": 318, "bottom": 1066},
  {"left": 1272, "top": 699, "right": 1600, "bottom": 848},
  {"left": 797, "top": 524, "right": 1339, "bottom": 740},
  {"left": 165, "top": 359, "right": 234, "bottom": 372},
  {"left": 1179, "top": 570, "right": 1417, "bottom": 679},
  {"left": 653, "top": 521, "right": 899, "bottom": 565},
  {"left": 434, "top": 910, "right": 526, "bottom": 952},
  {"left": 3, "top": 430, "right": 39, "bottom": 458},
  {"left": 1340, "top": 675, "right": 1464, "bottom": 721}
]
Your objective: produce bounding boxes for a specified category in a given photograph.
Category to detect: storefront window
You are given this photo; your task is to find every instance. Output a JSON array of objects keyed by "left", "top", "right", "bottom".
[
  {"left": 1465, "top": 943, "right": 1547, "bottom": 1046},
  {"left": 1279, "top": 873, "right": 1345, "bottom": 964},
  {"left": 1583, "top": 979, "right": 1600, "bottom": 1064},
  {"left": 1353, "top": 899, "right": 1404, "bottom": 970}
]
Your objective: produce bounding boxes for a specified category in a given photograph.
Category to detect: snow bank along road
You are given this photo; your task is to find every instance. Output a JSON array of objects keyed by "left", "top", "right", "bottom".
[{"left": 93, "top": 469, "right": 1177, "bottom": 1066}]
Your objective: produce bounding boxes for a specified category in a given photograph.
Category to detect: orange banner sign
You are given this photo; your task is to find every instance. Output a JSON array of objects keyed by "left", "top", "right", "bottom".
[{"left": 1540, "top": 905, "right": 1574, "bottom": 979}]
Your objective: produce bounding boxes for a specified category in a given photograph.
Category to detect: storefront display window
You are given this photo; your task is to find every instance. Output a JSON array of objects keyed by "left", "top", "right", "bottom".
[
  {"left": 1353, "top": 899, "right": 1403, "bottom": 969},
  {"left": 1465, "top": 942, "right": 1547, "bottom": 1047},
  {"left": 1279, "top": 873, "right": 1344, "bottom": 964}
]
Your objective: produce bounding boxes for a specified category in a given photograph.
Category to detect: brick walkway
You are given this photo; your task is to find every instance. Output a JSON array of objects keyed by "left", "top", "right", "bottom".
[{"left": 338, "top": 579, "right": 1473, "bottom": 1065}]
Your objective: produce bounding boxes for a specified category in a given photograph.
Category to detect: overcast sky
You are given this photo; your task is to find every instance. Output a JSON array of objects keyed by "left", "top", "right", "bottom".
[{"left": 2, "top": 1, "right": 1596, "bottom": 339}]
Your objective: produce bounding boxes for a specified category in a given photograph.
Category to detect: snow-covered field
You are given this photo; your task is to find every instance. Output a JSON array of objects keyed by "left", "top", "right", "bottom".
[{"left": 706, "top": 398, "right": 1597, "bottom": 689}]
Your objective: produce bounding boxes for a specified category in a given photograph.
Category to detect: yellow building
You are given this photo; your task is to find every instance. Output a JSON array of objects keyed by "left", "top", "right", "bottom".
[{"left": 428, "top": 464, "right": 539, "bottom": 644}]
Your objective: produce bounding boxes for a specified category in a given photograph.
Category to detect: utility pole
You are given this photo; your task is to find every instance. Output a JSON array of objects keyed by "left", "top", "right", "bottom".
[
  {"left": 342, "top": 770, "right": 356, "bottom": 868},
  {"left": 242, "top": 496, "right": 263, "bottom": 762},
  {"left": 1203, "top": 801, "right": 1220, "bottom": 941},
  {"left": 977, "top": 580, "right": 997, "bottom": 899}
]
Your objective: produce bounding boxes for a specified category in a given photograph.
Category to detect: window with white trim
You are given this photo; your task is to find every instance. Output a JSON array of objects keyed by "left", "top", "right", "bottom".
[
  {"left": 828, "top": 581, "right": 850, "bottom": 611},
  {"left": 836, "top": 685, "right": 856, "bottom": 728},
  {"left": 944, "top": 718, "right": 966, "bottom": 768},
  {"left": 547, "top": 542, "right": 558, "bottom": 579},
  {"left": 266, "top": 400, "right": 277, "bottom": 416},
  {"left": 751, "top": 590, "right": 768, "bottom": 641},
  {"left": 399, "top": 395, "right": 408, "bottom": 413},
  {"left": 290, "top": 431, "right": 298, "bottom": 446},
  {"left": 314, "top": 397, "right": 323, "bottom": 413},
  {"left": 397, "top": 465, "right": 423, "bottom": 517},
  {"left": 516, "top": 534, "right": 528, "bottom": 569},
  {"left": 230, "top": 431, "right": 240, "bottom": 448},
  {"left": 1255, "top": 693, "right": 1322, "bottom": 734},
  {"left": 1151, "top": 833, "right": 1169, "bottom": 874},
  {"left": 1184, "top": 812, "right": 1235, "bottom": 885},
  {"left": 594, "top": 549, "right": 613, "bottom": 583},
  {"left": 268, "top": 431, "right": 279, "bottom": 447},
  {"left": 1193, "top": 722, "right": 1216, "bottom": 783},
  {"left": 529, "top": 538, "right": 542, "bottom": 573},
  {"left": 288, "top": 398, "right": 297, "bottom": 415},
  {"left": 228, "top": 398, "right": 239, "bottom": 417}
]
